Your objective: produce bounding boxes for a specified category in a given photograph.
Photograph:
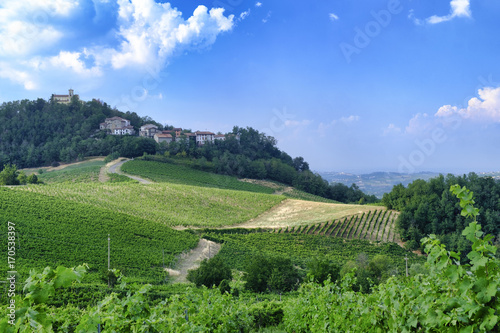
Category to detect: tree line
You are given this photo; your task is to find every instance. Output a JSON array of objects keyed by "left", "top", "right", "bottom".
[{"left": 382, "top": 173, "right": 500, "bottom": 255}]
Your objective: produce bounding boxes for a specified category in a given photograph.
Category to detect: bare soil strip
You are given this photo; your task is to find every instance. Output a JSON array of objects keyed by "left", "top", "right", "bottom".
[{"left": 168, "top": 239, "right": 221, "bottom": 283}]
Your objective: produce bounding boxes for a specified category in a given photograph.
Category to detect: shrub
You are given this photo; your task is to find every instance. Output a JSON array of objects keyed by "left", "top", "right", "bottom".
[
  {"left": 187, "top": 256, "right": 232, "bottom": 288},
  {"left": 244, "top": 255, "right": 301, "bottom": 293}
]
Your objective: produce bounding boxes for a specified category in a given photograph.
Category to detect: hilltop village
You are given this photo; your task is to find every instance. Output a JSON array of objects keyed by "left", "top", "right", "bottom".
[{"left": 52, "top": 89, "right": 229, "bottom": 146}]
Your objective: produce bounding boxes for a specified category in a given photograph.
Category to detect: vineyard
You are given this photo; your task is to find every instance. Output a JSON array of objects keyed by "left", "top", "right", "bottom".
[
  {"left": 0, "top": 188, "right": 199, "bottom": 286},
  {"left": 13, "top": 182, "right": 284, "bottom": 227},
  {"left": 35, "top": 159, "right": 106, "bottom": 183},
  {"left": 206, "top": 232, "right": 419, "bottom": 273},
  {"left": 271, "top": 209, "right": 400, "bottom": 243},
  {"left": 121, "top": 159, "right": 275, "bottom": 194}
]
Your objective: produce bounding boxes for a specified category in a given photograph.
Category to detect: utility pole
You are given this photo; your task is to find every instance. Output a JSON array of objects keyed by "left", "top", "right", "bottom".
[
  {"left": 108, "top": 234, "right": 110, "bottom": 270},
  {"left": 405, "top": 255, "right": 408, "bottom": 277},
  {"left": 108, "top": 234, "right": 110, "bottom": 288}
]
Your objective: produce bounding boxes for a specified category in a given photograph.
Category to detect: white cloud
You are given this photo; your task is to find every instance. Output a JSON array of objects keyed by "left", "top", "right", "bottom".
[
  {"left": 405, "top": 113, "right": 432, "bottom": 135},
  {"left": 329, "top": 13, "right": 339, "bottom": 21},
  {"left": 435, "top": 87, "right": 500, "bottom": 122},
  {"left": 48, "top": 51, "right": 102, "bottom": 77},
  {"left": 0, "top": 62, "right": 37, "bottom": 90},
  {"left": 239, "top": 9, "right": 250, "bottom": 21},
  {"left": 0, "top": 0, "right": 234, "bottom": 90},
  {"left": 108, "top": 2, "right": 234, "bottom": 69},
  {"left": 383, "top": 123, "right": 402, "bottom": 136},
  {"left": 262, "top": 11, "right": 271, "bottom": 23},
  {"left": 0, "top": 0, "right": 79, "bottom": 57},
  {"left": 318, "top": 115, "right": 360, "bottom": 137},
  {"left": 255, "top": 2, "right": 262, "bottom": 7},
  {"left": 410, "top": 0, "right": 471, "bottom": 25},
  {"left": 340, "top": 115, "right": 359, "bottom": 123}
]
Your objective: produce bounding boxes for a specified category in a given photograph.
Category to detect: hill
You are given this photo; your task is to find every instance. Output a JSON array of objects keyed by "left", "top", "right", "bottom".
[{"left": 319, "top": 171, "right": 441, "bottom": 198}]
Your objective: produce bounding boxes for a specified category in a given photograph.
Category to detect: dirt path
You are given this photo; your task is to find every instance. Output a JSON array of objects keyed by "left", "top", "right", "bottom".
[
  {"left": 98, "top": 159, "right": 123, "bottom": 182},
  {"left": 167, "top": 239, "right": 221, "bottom": 283},
  {"left": 105, "top": 158, "right": 153, "bottom": 184}
]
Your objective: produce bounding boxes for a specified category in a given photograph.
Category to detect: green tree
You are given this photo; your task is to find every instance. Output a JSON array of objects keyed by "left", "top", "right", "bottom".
[
  {"left": 0, "top": 164, "right": 20, "bottom": 185},
  {"left": 306, "top": 258, "right": 339, "bottom": 284},
  {"left": 187, "top": 256, "right": 232, "bottom": 288}
]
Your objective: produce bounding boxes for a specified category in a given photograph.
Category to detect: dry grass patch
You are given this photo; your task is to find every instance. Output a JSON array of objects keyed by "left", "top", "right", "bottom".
[{"left": 236, "top": 199, "right": 380, "bottom": 229}]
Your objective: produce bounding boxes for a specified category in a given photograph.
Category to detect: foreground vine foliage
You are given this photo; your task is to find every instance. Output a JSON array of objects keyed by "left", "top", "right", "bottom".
[
  {"left": 0, "top": 185, "right": 498, "bottom": 332},
  {"left": 284, "top": 185, "right": 499, "bottom": 332}
]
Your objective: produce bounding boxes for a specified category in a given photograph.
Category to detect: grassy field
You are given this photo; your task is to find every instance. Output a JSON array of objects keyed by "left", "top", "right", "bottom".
[
  {"left": 15, "top": 182, "right": 285, "bottom": 227},
  {"left": 121, "top": 159, "right": 275, "bottom": 194},
  {"left": 35, "top": 159, "right": 106, "bottom": 183}
]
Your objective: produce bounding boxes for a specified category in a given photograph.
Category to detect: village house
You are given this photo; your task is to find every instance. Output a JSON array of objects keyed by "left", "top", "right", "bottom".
[
  {"left": 100, "top": 116, "right": 135, "bottom": 135},
  {"left": 51, "top": 89, "right": 79, "bottom": 104},
  {"left": 215, "top": 134, "right": 226, "bottom": 141},
  {"left": 139, "top": 124, "right": 159, "bottom": 138},
  {"left": 112, "top": 126, "right": 135, "bottom": 135},
  {"left": 154, "top": 133, "right": 173, "bottom": 144},
  {"left": 195, "top": 131, "right": 215, "bottom": 145}
]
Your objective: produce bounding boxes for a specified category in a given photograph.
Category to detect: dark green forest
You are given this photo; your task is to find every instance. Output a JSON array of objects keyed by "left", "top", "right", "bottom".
[
  {"left": 382, "top": 173, "right": 500, "bottom": 254},
  {"left": 0, "top": 98, "right": 159, "bottom": 167}
]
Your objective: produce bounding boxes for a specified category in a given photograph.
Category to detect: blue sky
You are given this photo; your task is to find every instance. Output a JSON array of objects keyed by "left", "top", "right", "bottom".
[{"left": 1, "top": 0, "right": 500, "bottom": 174}]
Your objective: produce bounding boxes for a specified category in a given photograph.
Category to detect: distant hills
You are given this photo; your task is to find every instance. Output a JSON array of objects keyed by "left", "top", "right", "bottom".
[{"left": 318, "top": 171, "right": 500, "bottom": 198}]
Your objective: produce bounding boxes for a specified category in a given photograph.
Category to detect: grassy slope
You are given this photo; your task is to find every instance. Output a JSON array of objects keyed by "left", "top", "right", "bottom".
[
  {"left": 0, "top": 188, "right": 199, "bottom": 283},
  {"left": 15, "top": 183, "right": 285, "bottom": 227},
  {"left": 27, "top": 159, "right": 105, "bottom": 183},
  {"left": 121, "top": 160, "right": 274, "bottom": 194},
  {"left": 238, "top": 199, "right": 381, "bottom": 228}
]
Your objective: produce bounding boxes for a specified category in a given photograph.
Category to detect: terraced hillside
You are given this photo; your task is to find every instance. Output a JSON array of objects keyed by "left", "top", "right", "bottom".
[{"left": 271, "top": 209, "right": 400, "bottom": 243}]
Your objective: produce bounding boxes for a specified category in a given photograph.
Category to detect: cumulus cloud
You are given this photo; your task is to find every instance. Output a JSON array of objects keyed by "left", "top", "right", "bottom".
[
  {"left": 108, "top": 1, "right": 234, "bottom": 69},
  {"left": 405, "top": 113, "right": 432, "bottom": 135},
  {"left": 403, "top": 86, "right": 500, "bottom": 138},
  {"left": 0, "top": 0, "right": 234, "bottom": 90},
  {"left": 0, "top": 62, "right": 37, "bottom": 90},
  {"left": 255, "top": 2, "right": 263, "bottom": 7},
  {"left": 435, "top": 87, "right": 500, "bottom": 122},
  {"left": 410, "top": 0, "right": 471, "bottom": 25},
  {"left": 48, "top": 51, "right": 102, "bottom": 77},
  {"left": 0, "top": 0, "right": 79, "bottom": 57}
]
